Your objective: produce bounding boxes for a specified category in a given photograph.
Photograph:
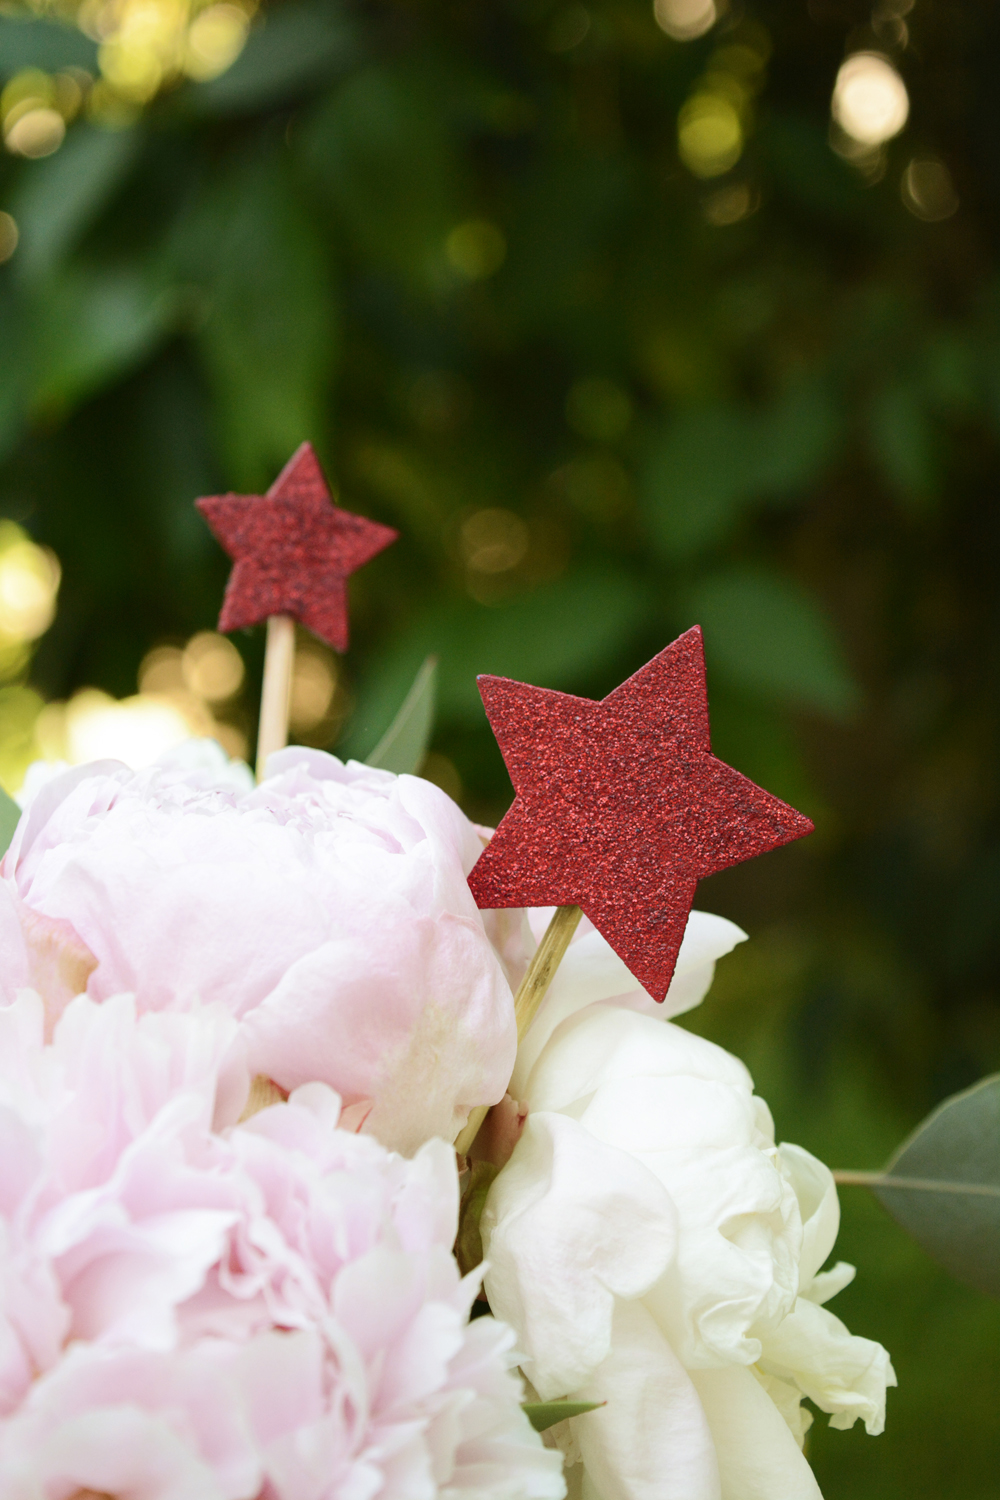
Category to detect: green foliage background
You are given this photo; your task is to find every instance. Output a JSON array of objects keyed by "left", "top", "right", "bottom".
[{"left": 1, "top": 2, "right": 999, "bottom": 1494}]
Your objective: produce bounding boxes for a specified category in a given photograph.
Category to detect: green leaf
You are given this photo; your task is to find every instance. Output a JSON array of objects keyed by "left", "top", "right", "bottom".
[
  {"left": 868, "top": 382, "right": 938, "bottom": 510},
  {"left": 687, "top": 566, "right": 859, "bottom": 717},
  {"left": 0, "top": 783, "right": 20, "bottom": 857},
  {"left": 642, "top": 381, "right": 841, "bottom": 561},
  {"left": 30, "top": 263, "right": 177, "bottom": 410},
  {"left": 522, "top": 1401, "right": 604, "bottom": 1433},
  {"left": 189, "top": 2, "right": 358, "bottom": 115},
  {"left": 870, "top": 1075, "right": 1000, "bottom": 1299},
  {"left": 188, "top": 154, "right": 336, "bottom": 488},
  {"left": 366, "top": 655, "right": 437, "bottom": 775},
  {"left": 0, "top": 17, "right": 97, "bottom": 76},
  {"left": 9, "top": 126, "right": 140, "bottom": 285},
  {"left": 303, "top": 61, "right": 463, "bottom": 290},
  {"left": 454, "top": 1158, "right": 498, "bottom": 1279},
  {"left": 341, "top": 569, "right": 656, "bottom": 757}
]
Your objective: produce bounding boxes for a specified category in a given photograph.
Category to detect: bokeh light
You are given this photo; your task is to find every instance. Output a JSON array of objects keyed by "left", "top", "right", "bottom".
[
  {"left": 1, "top": 69, "right": 68, "bottom": 157},
  {"left": 459, "top": 509, "right": 530, "bottom": 575},
  {"left": 0, "top": 212, "right": 18, "bottom": 265},
  {"left": 678, "top": 92, "right": 743, "bottom": 177},
  {"left": 445, "top": 220, "right": 507, "bottom": 279},
  {"left": 653, "top": 0, "right": 717, "bottom": 42},
  {"left": 289, "top": 646, "right": 337, "bottom": 734},
  {"left": 901, "top": 158, "right": 959, "bottom": 221},
  {"left": 182, "top": 630, "right": 245, "bottom": 701},
  {"left": 36, "top": 688, "right": 207, "bottom": 768},
  {"left": 831, "top": 52, "right": 909, "bottom": 147},
  {"left": 0, "top": 524, "right": 61, "bottom": 647}
]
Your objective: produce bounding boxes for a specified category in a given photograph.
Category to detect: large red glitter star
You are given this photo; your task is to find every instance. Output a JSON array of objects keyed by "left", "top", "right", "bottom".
[
  {"left": 468, "top": 627, "right": 814, "bottom": 1001},
  {"left": 196, "top": 443, "right": 397, "bottom": 651}
]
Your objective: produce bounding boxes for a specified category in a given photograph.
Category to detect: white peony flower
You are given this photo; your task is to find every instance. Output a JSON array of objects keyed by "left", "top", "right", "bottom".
[{"left": 480, "top": 913, "right": 895, "bottom": 1500}]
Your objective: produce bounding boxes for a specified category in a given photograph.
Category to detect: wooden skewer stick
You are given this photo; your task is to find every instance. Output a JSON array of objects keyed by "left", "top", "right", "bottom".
[
  {"left": 255, "top": 613, "right": 295, "bottom": 781},
  {"left": 454, "top": 902, "right": 583, "bottom": 1157}
]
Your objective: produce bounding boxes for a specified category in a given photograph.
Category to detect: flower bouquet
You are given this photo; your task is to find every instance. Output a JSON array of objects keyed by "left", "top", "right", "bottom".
[{"left": 0, "top": 443, "right": 991, "bottom": 1500}]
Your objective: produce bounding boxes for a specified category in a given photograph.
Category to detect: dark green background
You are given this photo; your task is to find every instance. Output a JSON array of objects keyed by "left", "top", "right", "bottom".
[{"left": 1, "top": 2, "right": 998, "bottom": 1494}]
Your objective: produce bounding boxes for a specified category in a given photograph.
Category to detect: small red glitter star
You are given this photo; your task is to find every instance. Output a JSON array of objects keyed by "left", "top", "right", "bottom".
[
  {"left": 468, "top": 626, "right": 814, "bottom": 1001},
  {"left": 196, "top": 443, "right": 398, "bottom": 651}
]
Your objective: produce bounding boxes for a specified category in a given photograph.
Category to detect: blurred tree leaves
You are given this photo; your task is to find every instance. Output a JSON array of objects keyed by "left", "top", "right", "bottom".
[
  {"left": 178, "top": 150, "right": 337, "bottom": 487},
  {"left": 7, "top": 126, "right": 138, "bottom": 286},
  {"left": 642, "top": 379, "right": 842, "bottom": 560},
  {"left": 189, "top": 0, "right": 358, "bottom": 115},
  {"left": 305, "top": 61, "right": 465, "bottom": 289},
  {"left": 691, "top": 566, "right": 859, "bottom": 716}
]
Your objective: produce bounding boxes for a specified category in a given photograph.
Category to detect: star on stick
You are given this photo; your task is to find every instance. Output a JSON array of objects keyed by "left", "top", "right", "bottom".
[
  {"left": 468, "top": 626, "right": 814, "bottom": 1003},
  {"left": 197, "top": 442, "right": 396, "bottom": 780},
  {"left": 196, "top": 442, "right": 397, "bottom": 653}
]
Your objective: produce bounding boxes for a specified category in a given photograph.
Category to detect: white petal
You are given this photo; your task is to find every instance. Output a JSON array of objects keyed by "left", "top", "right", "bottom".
[
  {"left": 759, "top": 1296, "right": 897, "bottom": 1435},
  {"left": 481, "top": 1113, "right": 676, "bottom": 1400},
  {"left": 689, "top": 1365, "right": 824, "bottom": 1500},
  {"left": 513, "top": 915, "right": 746, "bottom": 1095},
  {"left": 521, "top": 1007, "right": 751, "bottom": 1117},
  {"left": 570, "top": 1299, "right": 721, "bottom": 1500},
  {"left": 778, "top": 1142, "right": 841, "bottom": 1289}
]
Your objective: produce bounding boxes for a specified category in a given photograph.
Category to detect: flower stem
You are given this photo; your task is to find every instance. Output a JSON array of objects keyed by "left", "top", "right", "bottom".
[{"left": 455, "top": 904, "right": 583, "bottom": 1157}]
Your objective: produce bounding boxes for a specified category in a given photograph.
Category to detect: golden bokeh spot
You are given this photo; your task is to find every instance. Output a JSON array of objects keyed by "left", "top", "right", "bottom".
[
  {"left": 184, "top": 2, "right": 250, "bottom": 78},
  {"left": 459, "top": 509, "right": 530, "bottom": 575},
  {"left": 831, "top": 52, "right": 909, "bottom": 148},
  {"left": 678, "top": 93, "right": 743, "bottom": 177},
  {"left": 445, "top": 220, "right": 507, "bottom": 279},
  {"left": 0, "top": 524, "right": 61, "bottom": 645},
  {"left": 0, "top": 212, "right": 19, "bottom": 265},
  {"left": 289, "top": 645, "right": 337, "bottom": 733},
  {"left": 901, "top": 159, "right": 959, "bottom": 222},
  {"left": 182, "top": 630, "right": 245, "bottom": 701},
  {"left": 653, "top": 0, "right": 717, "bottom": 42}
]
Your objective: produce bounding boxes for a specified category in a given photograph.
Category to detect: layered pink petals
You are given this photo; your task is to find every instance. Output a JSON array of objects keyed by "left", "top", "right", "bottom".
[
  {"left": 0, "top": 993, "right": 563, "bottom": 1500},
  {"left": 3, "top": 744, "right": 517, "bottom": 1153}
]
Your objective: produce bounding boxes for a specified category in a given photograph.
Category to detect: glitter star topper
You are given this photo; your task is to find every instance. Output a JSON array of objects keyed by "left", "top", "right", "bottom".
[
  {"left": 468, "top": 626, "right": 814, "bottom": 1002},
  {"left": 196, "top": 442, "right": 397, "bottom": 653}
]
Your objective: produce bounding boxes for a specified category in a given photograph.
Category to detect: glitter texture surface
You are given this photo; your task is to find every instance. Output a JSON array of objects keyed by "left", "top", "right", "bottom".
[
  {"left": 468, "top": 626, "right": 814, "bottom": 1001},
  {"left": 196, "top": 443, "right": 398, "bottom": 651}
]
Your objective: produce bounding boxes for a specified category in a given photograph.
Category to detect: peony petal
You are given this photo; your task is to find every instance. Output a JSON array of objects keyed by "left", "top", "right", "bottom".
[
  {"left": 512, "top": 914, "right": 746, "bottom": 1096},
  {"left": 758, "top": 1295, "right": 897, "bottom": 1435},
  {"left": 481, "top": 1113, "right": 676, "bottom": 1400},
  {"left": 689, "top": 1365, "right": 824, "bottom": 1500},
  {"left": 571, "top": 1298, "right": 721, "bottom": 1500},
  {"left": 778, "top": 1142, "right": 841, "bottom": 1290}
]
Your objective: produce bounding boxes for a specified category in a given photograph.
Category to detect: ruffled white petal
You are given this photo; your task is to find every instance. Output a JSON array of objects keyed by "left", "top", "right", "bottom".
[
  {"left": 570, "top": 1299, "right": 720, "bottom": 1500},
  {"left": 689, "top": 1365, "right": 823, "bottom": 1500},
  {"left": 759, "top": 1295, "right": 897, "bottom": 1435},
  {"left": 481, "top": 1113, "right": 676, "bottom": 1400}
]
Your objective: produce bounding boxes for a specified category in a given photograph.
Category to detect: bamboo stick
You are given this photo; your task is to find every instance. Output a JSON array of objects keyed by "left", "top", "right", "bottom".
[{"left": 255, "top": 613, "right": 295, "bottom": 780}]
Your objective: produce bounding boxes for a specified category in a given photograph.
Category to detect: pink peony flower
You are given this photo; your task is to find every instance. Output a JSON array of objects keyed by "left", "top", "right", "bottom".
[
  {"left": 0, "top": 989, "right": 564, "bottom": 1500},
  {"left": 2, "top": 742, "right": 517, "bottom": 1153}
]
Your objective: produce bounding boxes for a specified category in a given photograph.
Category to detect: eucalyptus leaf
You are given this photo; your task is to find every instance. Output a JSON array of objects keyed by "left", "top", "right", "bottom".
[
  {"left": 0, "top": 784, "right": 20, "bottom": 857},
  {"left": 522, "top": 1401, "right": 604, "bottom": 1433},
  {"left": 868, "top": 1074, "right": 1000, "bottom": 1298},
  {"left": 366, "top": 655, "right": 437, "bottom": 775}
]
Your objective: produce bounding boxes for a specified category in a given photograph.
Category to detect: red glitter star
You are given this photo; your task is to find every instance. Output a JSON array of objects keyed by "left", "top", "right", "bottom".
[
  {"left": 196, "top": 443, "right": 398, "bottom": 651},
  {"left": 468, "top": 626, "right": 814, "bottom": 1001}
]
